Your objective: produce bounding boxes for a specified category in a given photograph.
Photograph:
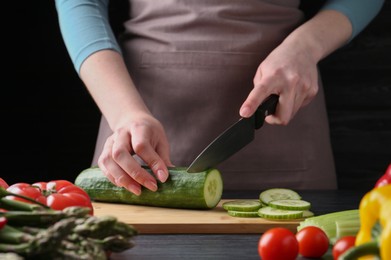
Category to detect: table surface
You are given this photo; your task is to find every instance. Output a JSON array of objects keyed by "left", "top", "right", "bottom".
[{"left": 110, "top": 189, "right": 366, "bottom": 260}]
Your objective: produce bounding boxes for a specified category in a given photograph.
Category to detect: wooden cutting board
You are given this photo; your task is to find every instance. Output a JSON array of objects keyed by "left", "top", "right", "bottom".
[{"left": 92, "top": 200, "right": 302, "bottom": 234}]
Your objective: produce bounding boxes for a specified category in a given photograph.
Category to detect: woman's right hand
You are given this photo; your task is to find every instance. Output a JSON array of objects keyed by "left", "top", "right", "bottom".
[{"left": 98, "top": 113, "right": 173, "bottom": 195}]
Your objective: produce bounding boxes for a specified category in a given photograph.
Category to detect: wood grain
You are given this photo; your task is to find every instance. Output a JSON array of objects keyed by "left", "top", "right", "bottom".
[{"left": 92, "top": 200, "right": 302, "bottom": 234}]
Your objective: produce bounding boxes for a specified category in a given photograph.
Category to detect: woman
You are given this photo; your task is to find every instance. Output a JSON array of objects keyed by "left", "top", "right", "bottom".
[{"left": 55, "top": 0, "right": 384, "bottom": 195}]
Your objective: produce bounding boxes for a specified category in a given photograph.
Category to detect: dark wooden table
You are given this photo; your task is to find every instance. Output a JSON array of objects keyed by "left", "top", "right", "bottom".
[{"left": 110, "top": 189, "right": 367, "bottom": 260}]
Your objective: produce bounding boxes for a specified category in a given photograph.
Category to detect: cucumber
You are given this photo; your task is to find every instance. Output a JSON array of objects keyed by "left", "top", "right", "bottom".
[
  {"left": 302, "top": 210, "right": 315, "bottom": 218},
  {"left": 269, "top": 199, "right": 311, "bottom": 211},
  {"left": 227, "top": 210, "right": 259, "bottom": 218},
  {"left": 222, "top": 200, "right": 262, "bottom": 212},
  {"left": 259, "top": 188, "right": 301, "bottom": 205},
  {"left": 258, "top": 206, "right": 304, "bottom": 220},
  {"left": 74, "top": 166, "right": 223, "bottom": 209}
]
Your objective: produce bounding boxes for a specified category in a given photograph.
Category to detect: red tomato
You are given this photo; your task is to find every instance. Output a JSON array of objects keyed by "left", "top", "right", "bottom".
[
  {"left": 332, "top": 236, "right": 356, "bottom": 260},
  {"left": 0, "top": 178, "right": 9, "bottom": 189},
  {"left": 0, "top": 217, "right": 7, "bottom": 230},
  {"left": 375, "top": 163, "right": 391, "bottom": 187},
  {"left": 6, "top": 180, "right": 93, "bottom": 214},
  {"left": 296, "top": 226, "right": 329, "bottom": 258},
  {"left": 258, "top": 227, "right": 299, "bottom": 260}
]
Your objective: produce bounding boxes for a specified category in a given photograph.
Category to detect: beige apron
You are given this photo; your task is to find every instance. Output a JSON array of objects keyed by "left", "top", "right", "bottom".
[{"left": 93, "top": 0, "right": 337, "bottom": 190}]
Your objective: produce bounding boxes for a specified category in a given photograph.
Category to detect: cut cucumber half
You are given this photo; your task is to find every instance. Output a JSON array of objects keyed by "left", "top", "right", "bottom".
[
  {"left": 75, "top": 166, "right": 223, "bottom": 209},
  {"left": 258, "top": 206, "right": 303, "bottom": 220},
  {"left": 222, "top": 200, "right": 262, "bottom": 212},
  {"left": 259, "top": 188, "right": 301, "bottom": 205},
  {"left": 269, "top": 199, "right": 311, "bottom": 210},
  {"left": 228, "top": 210, "right": 260, "bottom": 218}
]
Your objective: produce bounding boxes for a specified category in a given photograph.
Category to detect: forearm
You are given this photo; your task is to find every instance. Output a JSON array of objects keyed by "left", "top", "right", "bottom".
[
  {"left": 79, "top": 50, "right": 151, "bottom": 130},
  {"left": 282, "top": 9, "right": 352, "bottom": 64}
]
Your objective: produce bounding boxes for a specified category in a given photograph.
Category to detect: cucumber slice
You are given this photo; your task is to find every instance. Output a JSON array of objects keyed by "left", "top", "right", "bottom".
[
  {"left": 302, "top": 210, "right": 315, "bottom": 218},
  {"left": 222, "top": 200, "right": 262, "bottom": 212},
  {"left": 228, "top": 210, "right": 260, "bottom": 218},
  {"left": 259, "top": 188, "right": 301, "bottom": 205},
  {"left": 258, "top": 206, "right": 303, "bottom": 220},
  {"left": 269, "top": 199, "right": 311, "bottom": 210}
]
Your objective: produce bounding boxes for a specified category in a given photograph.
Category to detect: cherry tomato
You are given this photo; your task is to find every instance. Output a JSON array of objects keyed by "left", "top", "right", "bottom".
[
  {"left": 258, "top": 227, "right": 299, "bottom": 260},
  {"left": 296, "top": 226, "right": 329, "bottom": 258},
  {"left": 6, "top": 180, "right": 93, "bottom": 214},
  {"left": 0, "top": 178, "right": 9, "bottom": 189},
  {"left": 0, "top": 217, "right": 7, "bottom": 230},
  {"left": 332, "top": 236, "right": 356, "bottom": 260}
]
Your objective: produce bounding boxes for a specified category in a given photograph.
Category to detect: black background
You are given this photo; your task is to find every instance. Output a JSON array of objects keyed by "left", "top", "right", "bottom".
[{"left": 1, "top": 1, "right": 390, "bottom": 190}]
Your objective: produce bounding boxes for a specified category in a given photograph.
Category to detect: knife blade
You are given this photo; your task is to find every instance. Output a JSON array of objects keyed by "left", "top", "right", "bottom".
[{"left": 187, "top": 94, "right": 279, "bottom": 173}]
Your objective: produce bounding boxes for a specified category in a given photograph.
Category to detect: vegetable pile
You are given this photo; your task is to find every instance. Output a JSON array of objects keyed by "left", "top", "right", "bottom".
[
  {"left": 342, "top": 183, "right": 391, "bottom": 260},
  {"left": 222, "top": 188, "right": 313, "bottom": 220},
  {"left": 0, "top": 178, "right": 137, "bottom": 259},
  {"left": 6, "top": 180, "right": 94, "bottom": 214},
  {"left": 258, "top": 225, "right": 330, "bottom": 260}
]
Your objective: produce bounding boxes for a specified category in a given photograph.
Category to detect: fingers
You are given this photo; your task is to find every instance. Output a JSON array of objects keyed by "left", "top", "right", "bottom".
[
  {"left": 98, "top": 118, "right": 173, "bottom": 196},
  {"left": 131, "top": 136, "right": 170, "bottom": 183},
  {"left": 241, "top": 68, "right": 318, "bottom": 125},
  {"left": 129, "top": 121, "right": 173, "bottom": 183},
  {"left": 99, "top": 136, "right": 145, "bottom": 195},
  {"left": 99, "top": 134, "right": 161, "bottom": 195}
]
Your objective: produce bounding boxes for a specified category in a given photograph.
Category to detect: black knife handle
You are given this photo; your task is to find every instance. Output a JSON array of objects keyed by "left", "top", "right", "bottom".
[{"left": 254, "top": 94, "right": 279, "bottom": 129}]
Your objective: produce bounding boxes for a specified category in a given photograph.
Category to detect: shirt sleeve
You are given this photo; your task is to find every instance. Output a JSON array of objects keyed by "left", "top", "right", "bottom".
[
  {"left": 321, "top": 0, "right": 385, "bottom": 41},
  {"left": 55, "top": 0, "right": 121, "bottom": 74}
]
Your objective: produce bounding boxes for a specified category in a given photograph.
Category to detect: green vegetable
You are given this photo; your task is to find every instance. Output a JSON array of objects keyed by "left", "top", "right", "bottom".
[
  {"left": 297, "top": 209, "right": 359, "bottom": 244},
  {"left": 222, "top": 200, "right": 262, "bottom": 212},
  {"left": 0, "top": 187, "right": 138, "bottom": 259},
  {"left": 269, "top": 199, "right": 311, "bottom": 211},
  {"left": 339, "top": 221, "right": 382, "bottom": 260},
  {"left": 221, "top": 189, "right": 312, "bottom": 220},
  {"left": 75, "top": 166, "right": 223, "bottom": 209},
  {"left": 339, "top": 241, "right": 380, "bottom": 260},
  {"left": 302, "top": 210, "right": 315, "bottom": 218},
  {"left": 259, "top": 188, "right": 301, "bottom": 205},
  {"left": 258, "top": 207, "right": 304, "bottom": 220},
  {"left": 227, "top": 210, "right": 259, "bottom": 218},
  {"left": 336, "top": 219, "right": 361, "bottom": 238}
]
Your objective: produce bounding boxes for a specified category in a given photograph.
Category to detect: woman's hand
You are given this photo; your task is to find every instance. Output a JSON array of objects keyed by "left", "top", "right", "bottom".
[
  {"left": 240, "top": 38, "right": 319, "bottom": 125},
  {"left": 240, "top": 10, "right": 353, "bottom": 125},
  {"left": 79, "top": 50, "right": 174, "bottom": 195},
  {"left": 98, "top": 113, "right": 172, "bottom": 196}
]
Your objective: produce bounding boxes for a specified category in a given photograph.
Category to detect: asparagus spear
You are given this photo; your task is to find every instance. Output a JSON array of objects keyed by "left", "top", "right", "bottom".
[
  {"left": 0, "top": 188, "right": 49, "bottom": 209},
  {"left": 0, "top": 198, "right": 46, "bottom": 212},
  {"left": 1, "top": 211, "right": 66, "bottom": 228},
  {"left": 0, "top": 225, "right": 34, "bottom": 244},
  {"left": 0, "top": 217, "right": 76, "bottom": 256},
  {"left": 0, "top": 189, "right": 138, "bottom": 258},
  {"left": 0, "top": 253, "right": 23, "bottom": 260}
]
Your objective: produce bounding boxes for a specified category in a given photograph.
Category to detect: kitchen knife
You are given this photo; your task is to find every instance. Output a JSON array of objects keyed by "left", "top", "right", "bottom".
[{"left": 187, "top": 94, "right": 279, "bottom": 173}]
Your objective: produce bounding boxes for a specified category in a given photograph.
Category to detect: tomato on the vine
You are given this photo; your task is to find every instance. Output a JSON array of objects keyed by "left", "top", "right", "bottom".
[
  {"left": 258, "top": 227, "right": 299, "bottom": 260},
  {"left": 332, "top": 236, "right": 356, "bottom": 260},
  {"left": 0, "top": 178, "right": 9, "bottom": 189},
  {"left": 296, "top": 226, "right": 329, "bottom": 258},
  {"left": 6, "top": 180, "right": 93, "bottom": 214}
]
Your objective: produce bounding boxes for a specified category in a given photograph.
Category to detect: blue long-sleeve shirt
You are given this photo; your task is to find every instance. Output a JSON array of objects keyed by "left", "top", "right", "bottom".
[{"left": 55, "top": 0, "right": 384, "bottom": 73}]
